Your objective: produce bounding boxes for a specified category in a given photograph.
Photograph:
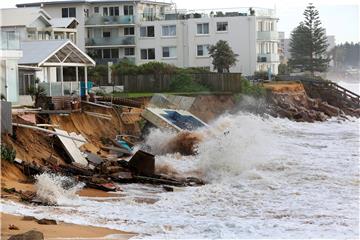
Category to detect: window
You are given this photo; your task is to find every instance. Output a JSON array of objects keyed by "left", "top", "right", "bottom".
[
  {"left": 103, "top": 7, "right": 108, "bottom": 16},
  {"left": 217, "top": 22, "right": 228, "bottom": 32},
  {"left": 124, "top": 5, "right": 134, "bottom": 15},
  {"left": 140, "top": 26, "right": 155, "bottom": 37},
  {"left": 197, "top": 23, "right": 209, "bottom": 34},
  {"left": 101, "top": 49, "right": 119, "bottom": 59},
  {"left": 111, "top": 49, "right": 119, "bottom": 58},
  {"left": 103, "top": 31, "right": 111, "bottom": 38},
  {"left": 162, "top": 47, "right": 176, "bottom": 58},
  {"left": 109, "top": 7, "right": 119, "bottom": 16},
  {"left": 141, "top": 48, "right": 155, "bottom": 60},
  {"left": 197, "top": 45, "right": 210, "bottom": 56},
  {"left": 125, "top": 47, "right": 135, "bottom": 56},
  {"left": 62, "top": 7, "right": 76, "bottom": 18},
  {"left": 94, "top": 7, "right": 99, "bottom": 13},
  {"left": 162, "top": 25, "right": 176, "bottom": 37},
  {"left": 103, "top": 49, "right": 111, "bottom": 58},
  {"left": 124, "top": 27, "right": 134, "bottom": 35}
]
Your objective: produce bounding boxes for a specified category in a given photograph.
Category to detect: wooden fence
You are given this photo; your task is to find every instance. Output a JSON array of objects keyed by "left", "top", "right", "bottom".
[{"left": 92, "top": 73, "right": 243, "bottom": 92}]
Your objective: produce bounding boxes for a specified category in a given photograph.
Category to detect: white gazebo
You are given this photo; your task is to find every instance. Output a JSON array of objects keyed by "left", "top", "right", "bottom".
[{"left": 18, "top": 39, "right": 95, "bottom": 97}]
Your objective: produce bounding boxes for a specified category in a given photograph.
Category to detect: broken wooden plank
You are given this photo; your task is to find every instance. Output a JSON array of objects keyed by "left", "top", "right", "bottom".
[
  {"left": 54, "top": 128, "right": 88, "bottom": 166},
  {"left": 81, "top": 101, "right": 112, "bottom": 109},
  {"left": 12, "top": 123, "right": 86, "bottom": 142}
]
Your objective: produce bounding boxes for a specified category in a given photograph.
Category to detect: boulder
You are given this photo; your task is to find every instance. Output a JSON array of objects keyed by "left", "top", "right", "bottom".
[
  {"left": 8, "top": 230, "right": 44, "bottom": 240},
  {"left": 36, "top": 218, "right": 57, "bottom": 225}
]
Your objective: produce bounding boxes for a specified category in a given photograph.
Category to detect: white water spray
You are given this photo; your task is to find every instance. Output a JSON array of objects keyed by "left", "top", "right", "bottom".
[{"left": 35, "top": 173, "right": 84, "bottom": 205}]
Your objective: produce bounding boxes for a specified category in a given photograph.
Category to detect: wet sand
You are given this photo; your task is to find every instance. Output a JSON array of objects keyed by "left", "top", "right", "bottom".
[{"left": 1, "top": 213, "right": 136, "bottom": 239}]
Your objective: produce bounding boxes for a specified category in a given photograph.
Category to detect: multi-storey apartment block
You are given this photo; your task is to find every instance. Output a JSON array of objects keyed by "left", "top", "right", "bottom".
[{"left": 17, "top": 1, "right": 280, "bottom": 75}]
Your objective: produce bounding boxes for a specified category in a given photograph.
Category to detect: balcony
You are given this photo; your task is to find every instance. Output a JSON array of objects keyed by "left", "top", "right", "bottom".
[
  {"left": 85, "top": 36, "right": 135, "bottom": 47},
  {"left": 257, "top": 31, "right": 278, "bottom": 40},
  {"left": 257, "top": 53, "right": 279, "bottom": 62},
  {"left": 85, "top": 14, "right": 134, "bottom": 26},
  {"left": 94, "top": 57, "right": 135, "bottom": 65},
  {"left": 1, "top": 31, "right": 20, "bottom": 50}
]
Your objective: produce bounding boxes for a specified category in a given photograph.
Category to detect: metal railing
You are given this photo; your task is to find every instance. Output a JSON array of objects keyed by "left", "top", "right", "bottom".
[
  {"left": 94, "top": 57, "right": 135, "bottom": 65},
  {"left": 85, "top": 14, "right": 134, "bottom": 26}
]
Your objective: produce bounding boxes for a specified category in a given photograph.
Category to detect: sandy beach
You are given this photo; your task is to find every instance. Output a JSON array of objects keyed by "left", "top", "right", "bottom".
[{"left": 1, "top": 213, "right": 135, "bottom": 240}]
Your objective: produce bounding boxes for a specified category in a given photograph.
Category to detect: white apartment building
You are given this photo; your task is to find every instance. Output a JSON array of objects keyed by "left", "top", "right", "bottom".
[{"left": 17, "top": 1, "right": 280, "bottom": 75}]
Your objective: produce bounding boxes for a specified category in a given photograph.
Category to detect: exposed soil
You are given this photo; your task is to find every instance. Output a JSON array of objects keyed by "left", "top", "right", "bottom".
[{"left": 189, "top": 95, "right": 236, "bottom": 123}]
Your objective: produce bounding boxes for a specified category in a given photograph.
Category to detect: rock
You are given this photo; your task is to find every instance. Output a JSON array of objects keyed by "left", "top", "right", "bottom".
[
  {"left": 318, "top": 101, "right": 341, "bottom": 116},
  {"left": 22, "top": 216, "right": 36, "bottom": 221},
  {"left": 36, "top": 218, "right": 57, "bottom": 225},
  {"left": 163, "top": 185, "right": 174, "bottom": 192},
  {"left": 8, "top": 224, "right": 19, "bottom": 230},
  {"left": 8, "top": 230, "right": 44, "bottom": 240}
]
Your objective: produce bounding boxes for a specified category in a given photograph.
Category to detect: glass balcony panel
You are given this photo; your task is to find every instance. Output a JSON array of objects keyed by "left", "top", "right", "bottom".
[
  {"left": 85, "top": 36, "right": 135, "bottom": 46},
  {"left": 85, "top": 14, "right": 134, "bottom": 26}
]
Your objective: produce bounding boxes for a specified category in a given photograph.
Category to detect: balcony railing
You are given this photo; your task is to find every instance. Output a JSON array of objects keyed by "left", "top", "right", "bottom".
[
  {"left": 257, "top": 53, "right": 279, "bottom": 62},
  {"left": 85, "top": 14, "right": 134, "bottom": 26},
  {"left": 257, "top": 31, "right": 278, "bottom": 40},
  {"left": 94, "top": 57, "right": 135, "bottom": 65},
  {"left": 85, "top": 36, "right": 135, "bottom": 47},
  {"left": 1, "top": 31, "right": 20, "bottom": 50}
]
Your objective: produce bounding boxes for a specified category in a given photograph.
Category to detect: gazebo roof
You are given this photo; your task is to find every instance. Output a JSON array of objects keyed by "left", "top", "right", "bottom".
[{"left": 19, "top": 40, "right": 95, "bottom": 67}]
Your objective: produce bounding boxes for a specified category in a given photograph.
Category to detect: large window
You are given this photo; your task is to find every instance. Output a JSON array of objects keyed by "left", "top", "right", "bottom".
[
  {"left": 62, "top": 7, "right": 76, "bottom": 18},
  {"left": 197, "top": 44, "right": 210, "bottom": 56},
  {"left": 124, "top": 5, "right": 134, "bottom": 15},
  {"left": 141, "top": 48, "right": 155, "bottom": 60},
  {"left": 94, "top": 7, "right": 99, "bottom": 13},
  {"left": 162, "top": 25, "right": 176, "bottom": 37},
  {"left": 162, "top": 47, "right": 176, "bottom": 58},
  {"left": 125, "top": 47, "right": 135, "bottom": 56},
  {"left": 103, "top": 7, "right": 108, "bottom": 16},
  {"left": 99, "top": 48, "right": 119, "bottom": 59},
  {"left": 140, "top": 26, "right": 155, "bottom": 37},
  {"left": 124, "top": 27, "right": 134, "bottom": 36},
  {"left": 197, "top": 23, "right": 209, "bottom": 34},
  {"left": 103, "top": 7, "right": 119, "bottom": 16},
  {"left": 217, "top": 22, "right": 228, "bottom": 32}
]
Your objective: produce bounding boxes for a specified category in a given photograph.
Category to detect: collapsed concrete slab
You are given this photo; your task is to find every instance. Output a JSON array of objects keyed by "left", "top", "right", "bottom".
[
  {"left": 142, "top": 107, "right": 208, "bottom": 132},
  {"left": 54, "top": 128, "right": 88, "bottom": 166},
  {"left": 149, "top": 94, "right": 196, "bottom": 110}
]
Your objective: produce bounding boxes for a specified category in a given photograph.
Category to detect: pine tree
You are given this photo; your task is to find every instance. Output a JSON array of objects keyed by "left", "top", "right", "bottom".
[
  {"left": 208, "top": 40, "right": 238, "bottom": 73},
  {"left": 289, "top": 3, "right": 330, "bottom": 75}
]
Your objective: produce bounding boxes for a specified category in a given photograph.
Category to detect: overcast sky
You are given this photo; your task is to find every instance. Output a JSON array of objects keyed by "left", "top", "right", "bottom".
[{"left": 1, "top": 0, "right": 359, "bottom": 44}]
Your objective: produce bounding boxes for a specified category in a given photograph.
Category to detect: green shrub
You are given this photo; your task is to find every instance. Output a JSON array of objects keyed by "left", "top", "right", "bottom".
[
  {"left": 1, "top": 144, "right": 16, "bottom": 163},
  {"left": 169, "top": 73, "right": 209, "bottom": 92},
  {"left": 88, "top": 65, "right": 108, "bottom": 81},
  {"left": 138, "top": 62, "right": 177, "bottom": 75},
  {"left": 112, "top": 59, "right": 139, "bottom": 75},
  {"left": 240, "top": 78, "right": 266, "bottom": 98},
  {"left": 254, "top": 71, "right": 275, "bottom": 80}
]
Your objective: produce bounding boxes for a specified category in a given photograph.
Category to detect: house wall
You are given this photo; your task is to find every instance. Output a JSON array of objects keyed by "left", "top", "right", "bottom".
[{"left": 41, "top": 3, "right": 88, "bottom": 50}]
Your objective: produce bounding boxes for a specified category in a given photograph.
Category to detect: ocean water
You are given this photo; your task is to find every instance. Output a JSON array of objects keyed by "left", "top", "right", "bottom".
[{"left": 1, "top": 113, "right": 359, "bottom": 239}]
